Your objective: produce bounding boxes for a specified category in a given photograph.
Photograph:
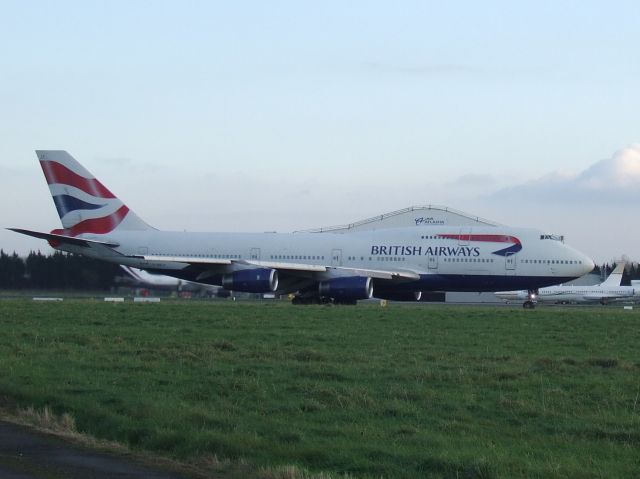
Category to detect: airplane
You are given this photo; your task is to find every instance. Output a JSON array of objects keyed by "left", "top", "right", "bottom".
[
  {"left": 495, "top": 262, "right": 636, "bottom": 306},
  {"left": 9, "top": 150, "right": 595, "bottom": 305},
  {"left": 118, "top": 265, "right": 229, "bottom": 297}
]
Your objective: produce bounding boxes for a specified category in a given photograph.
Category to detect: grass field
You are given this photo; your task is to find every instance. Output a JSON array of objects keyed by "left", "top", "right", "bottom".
[{"left": 0, "top": 300, "right": 638, "bottom": 478}]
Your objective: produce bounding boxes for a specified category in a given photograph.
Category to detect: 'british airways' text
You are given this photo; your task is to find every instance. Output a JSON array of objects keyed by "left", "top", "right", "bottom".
[{"left": 370, "top": 245, "right": 480, "bottom": 257}]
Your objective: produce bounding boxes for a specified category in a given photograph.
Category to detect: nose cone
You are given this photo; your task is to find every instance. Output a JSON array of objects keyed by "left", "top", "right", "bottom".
[
  {"left": 565, "top": 245, "right": 595, "bottom": 278},
  {"left": 582, "top": 256, "right": 595, "bottom": 275}
]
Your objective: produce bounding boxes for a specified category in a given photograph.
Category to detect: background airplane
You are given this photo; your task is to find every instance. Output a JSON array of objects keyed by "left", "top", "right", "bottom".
[
  {"left": 10, "top": 151, "right": 595, "bottom": 305},
  {"left": 118, "top": 265, "right": 229, "bottom": 298},
  {"left": 495, "top": 263, "right": 636, "bottom": 305}
]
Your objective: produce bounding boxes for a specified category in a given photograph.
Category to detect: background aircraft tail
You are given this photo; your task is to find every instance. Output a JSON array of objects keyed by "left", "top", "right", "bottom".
[
  {"left": 36, "top": 150, "right": 154, "bottom": 236},
  {"left": 600, "top": 262, "right": 625, "bottom": 286}
]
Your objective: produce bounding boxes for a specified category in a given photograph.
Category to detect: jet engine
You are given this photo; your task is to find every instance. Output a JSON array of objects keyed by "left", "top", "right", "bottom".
[
  {"left": 318, "top": 277, "right": 373, "bottom": 301},
  {"left": 222, "top": 268, "right": 278, "bottom": 293},
  {"left": 374, "top": 291, "right": 422, "bottom": 302}
]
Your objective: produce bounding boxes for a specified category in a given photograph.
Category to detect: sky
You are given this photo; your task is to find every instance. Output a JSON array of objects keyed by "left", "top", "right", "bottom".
[{"left": 1, "top": 1, "right": 639, "bottom": 264}]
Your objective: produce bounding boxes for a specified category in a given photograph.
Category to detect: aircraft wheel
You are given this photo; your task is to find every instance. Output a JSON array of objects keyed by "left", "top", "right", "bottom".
[{"left": 523, "top": 301, "right": 535, "bottom": 309}]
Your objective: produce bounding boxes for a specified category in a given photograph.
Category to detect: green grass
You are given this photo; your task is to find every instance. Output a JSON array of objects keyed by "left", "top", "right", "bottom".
[{"left": 0, "top": 300, "right": 639, "bottom": 478}]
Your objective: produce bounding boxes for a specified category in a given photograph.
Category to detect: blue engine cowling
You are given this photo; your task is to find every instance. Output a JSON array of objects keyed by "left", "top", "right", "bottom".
[
  {"left": 374, "top": 291, "right": 422, "bottom": 302},
  {"left": 221, "top": 268, "right": 278, "bottom": 293},
  {"left": 318, "top": 276, "right": 373, "bottom": 300}
]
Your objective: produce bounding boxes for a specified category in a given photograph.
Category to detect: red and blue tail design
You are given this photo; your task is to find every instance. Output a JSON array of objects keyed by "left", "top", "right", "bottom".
[
  {"left": 436, "top": 234, "right": 522, "bottom": 256},
  {"left": 36, "top": 150, "right": 153, "bottom": 237}
]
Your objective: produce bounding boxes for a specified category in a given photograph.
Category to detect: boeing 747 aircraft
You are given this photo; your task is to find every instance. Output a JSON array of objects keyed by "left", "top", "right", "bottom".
[
  {"left": 10, "top": 151, "right": 595, "bottom": 304},
  {"left": 496, "top": 263, "right": 636, "bottom": 306}
]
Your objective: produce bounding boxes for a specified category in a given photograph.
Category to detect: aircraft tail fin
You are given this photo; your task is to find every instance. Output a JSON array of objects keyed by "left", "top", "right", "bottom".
[
  {"left": 36, "top": 150, "right": 154, "bottom": 236},
  {"left": 600, "top": 262, "right": 626, "bottom": 286}
]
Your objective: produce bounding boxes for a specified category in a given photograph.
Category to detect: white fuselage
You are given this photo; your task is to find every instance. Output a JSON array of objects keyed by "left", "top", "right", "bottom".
[{"left": 58, "top": 224, "right": 594, "bottom": 293}]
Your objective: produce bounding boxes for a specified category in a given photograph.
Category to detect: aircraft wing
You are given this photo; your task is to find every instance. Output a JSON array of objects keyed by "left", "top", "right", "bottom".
[
  {"left": 331, "top": 266, "right": 420, "bottom": 281},
  {"left": 244, "top": 260, "right": 420, "bottom": 280},
  {"left": 139, "top": 254, "right": 232, "bottom": 265},
  {"left": 135, "top": 255, "right": 421, "bottom": 282}
]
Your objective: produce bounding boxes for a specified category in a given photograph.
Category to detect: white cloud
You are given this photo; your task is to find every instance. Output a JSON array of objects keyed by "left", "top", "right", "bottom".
[
  {"left": 487, "top": 145, "right": 640, "bottom": 203},
  {"left": 576, "top": 145, "right": 640, "bottom": 189}
]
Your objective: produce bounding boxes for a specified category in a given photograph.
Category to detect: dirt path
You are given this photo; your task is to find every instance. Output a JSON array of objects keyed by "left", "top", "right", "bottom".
[{"left": 0, "top": 421, "right": 199, "bottom": 479}]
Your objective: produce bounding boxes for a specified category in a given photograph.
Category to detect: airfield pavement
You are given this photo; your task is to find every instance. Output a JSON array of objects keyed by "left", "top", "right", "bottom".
[{"left": 0, "top": 420, "right": 197, "bottom": 479}]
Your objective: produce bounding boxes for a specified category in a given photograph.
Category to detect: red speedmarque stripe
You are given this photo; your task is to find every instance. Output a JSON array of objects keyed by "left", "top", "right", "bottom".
[
  {"left": 437, "top": 234, "right": 521, "bottom": 245},
  {"left": 51, "top": 205, "right": 129, "bottom": 238},
  {"left": 40, "top": 160, "right": 116, "bottom": 199}
]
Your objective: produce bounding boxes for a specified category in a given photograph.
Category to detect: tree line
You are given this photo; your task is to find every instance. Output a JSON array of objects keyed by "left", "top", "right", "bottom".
[{"left": 0, "top": 250, "right": 121, "bottom": 290}]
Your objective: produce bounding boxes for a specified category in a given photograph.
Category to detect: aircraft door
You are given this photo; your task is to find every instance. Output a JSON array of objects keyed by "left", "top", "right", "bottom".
[
  {"left": 250, "top": 248, "right": 261, "bottom": 260},
  {"left": 505, "top": 252, "right": 516, "bottom": 273},
  {"left": 458, "top": 227, "right": 471, "bottom": 246},
  {"left": 428, "top": 255, "right": 438, "bottom": 270},
  {"left": 135, "top": 246, "right": 149, "bottom": 263},
  {"left": 331, "top": 249, "right": 342, "bottom": 267}
]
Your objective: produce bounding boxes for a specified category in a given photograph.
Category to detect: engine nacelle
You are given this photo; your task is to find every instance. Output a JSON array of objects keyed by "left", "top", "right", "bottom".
[
  {"left": 374, "top": 291, "right": 422, "bottom": 302},
  {"left": 221, "top": 268, "right": 278, "bottom": 293},
  {"left": 318, "top": 276, "right": 373, "bottom": 300}
]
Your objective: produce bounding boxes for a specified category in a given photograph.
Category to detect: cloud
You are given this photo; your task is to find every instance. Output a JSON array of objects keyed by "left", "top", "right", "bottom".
[
  {"left": 576, "top": 145, "right": 640, "bottom": 189},
  {"left": 487, "top": 145, "right": 640, "bottom": 203}
]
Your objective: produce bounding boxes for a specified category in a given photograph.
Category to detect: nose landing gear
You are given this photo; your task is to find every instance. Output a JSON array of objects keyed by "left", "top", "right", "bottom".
[{"left": 523, "top": 289, "right": 538, "bottom": 309}]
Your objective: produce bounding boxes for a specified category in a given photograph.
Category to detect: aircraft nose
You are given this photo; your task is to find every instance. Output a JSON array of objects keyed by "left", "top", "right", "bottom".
[{"left": 581, "top": 255, "right": 595, "bottom": 275}]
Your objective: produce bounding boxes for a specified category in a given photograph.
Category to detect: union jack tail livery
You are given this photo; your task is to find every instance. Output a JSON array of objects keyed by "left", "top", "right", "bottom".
[{"left": 36, "top": 150, "right": 153, "bottom": 236}]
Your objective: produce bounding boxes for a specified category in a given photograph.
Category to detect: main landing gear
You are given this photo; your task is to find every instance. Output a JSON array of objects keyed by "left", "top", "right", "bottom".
[{"left": 523, "top": 289, "right": 538, "bottom": 309}]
